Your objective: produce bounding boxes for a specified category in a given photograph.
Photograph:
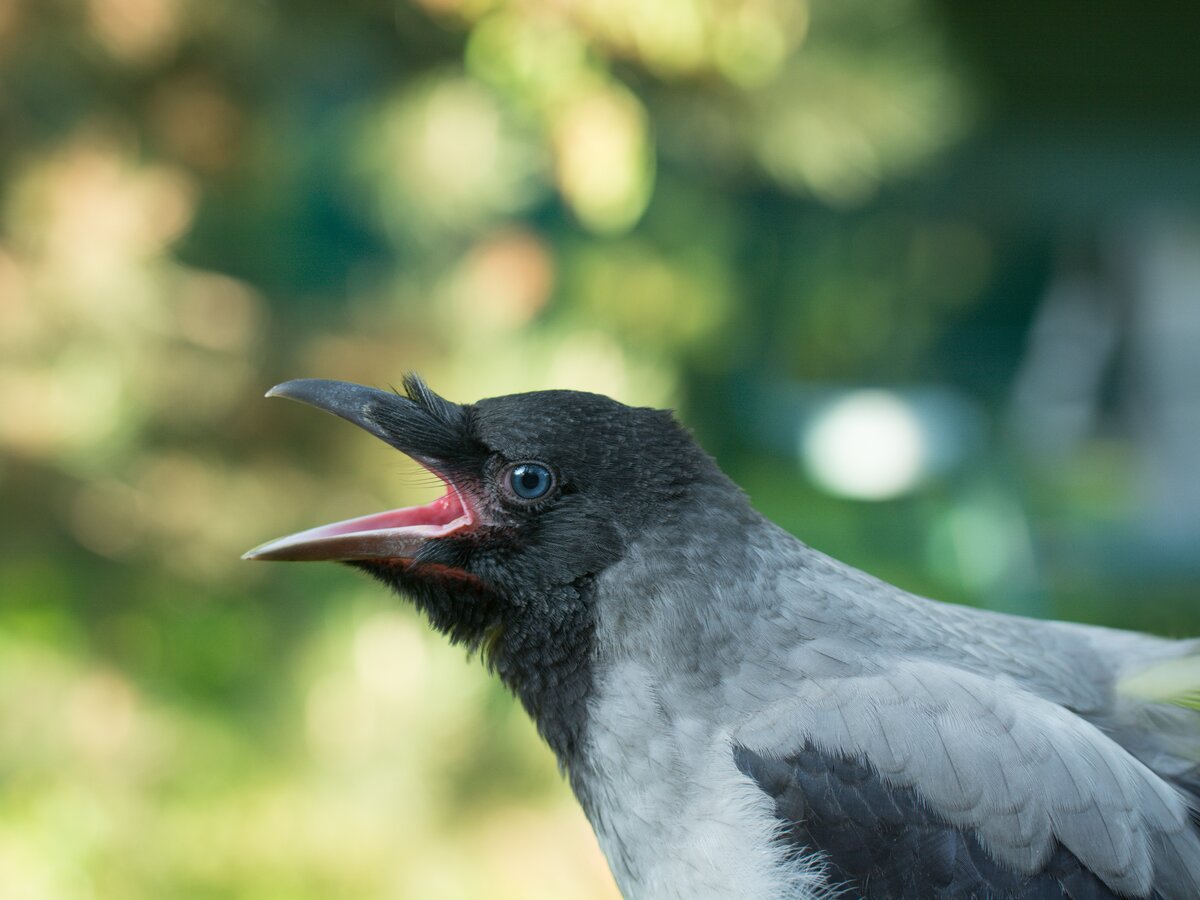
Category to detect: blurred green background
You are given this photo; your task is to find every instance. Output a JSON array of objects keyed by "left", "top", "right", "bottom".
[{"left": 2, "top": 1, "right": 1199, "bottom": 897}]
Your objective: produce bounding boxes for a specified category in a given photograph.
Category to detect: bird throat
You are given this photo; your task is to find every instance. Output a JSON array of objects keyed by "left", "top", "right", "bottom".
[{"left": 485, "top": 575, "right": 597, "bottom": 767}]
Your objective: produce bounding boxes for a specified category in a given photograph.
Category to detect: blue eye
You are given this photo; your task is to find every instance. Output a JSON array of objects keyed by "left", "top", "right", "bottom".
[{"left": 509, "top": 463, "right": 553, "bottom": 500}]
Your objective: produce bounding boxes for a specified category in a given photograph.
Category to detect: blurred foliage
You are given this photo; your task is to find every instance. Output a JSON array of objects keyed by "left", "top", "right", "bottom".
[{"left": 1, "top": 0, "right": 1197, "bottom": 898}]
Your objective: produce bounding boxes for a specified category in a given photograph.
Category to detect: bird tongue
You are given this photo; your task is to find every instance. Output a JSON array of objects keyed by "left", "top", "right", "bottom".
[{"left": 242, "top": 486, "right": 472, "bottom": 562}]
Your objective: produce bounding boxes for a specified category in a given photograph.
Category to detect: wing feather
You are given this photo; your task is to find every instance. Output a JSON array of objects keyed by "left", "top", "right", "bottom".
[{"left": 735, "top": 660, "right": 1200, "bottom": 898}]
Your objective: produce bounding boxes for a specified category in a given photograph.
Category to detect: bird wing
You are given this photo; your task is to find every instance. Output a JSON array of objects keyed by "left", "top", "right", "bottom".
[{"left": 732, "top": 658, "right": 1200, "bottom": 899}]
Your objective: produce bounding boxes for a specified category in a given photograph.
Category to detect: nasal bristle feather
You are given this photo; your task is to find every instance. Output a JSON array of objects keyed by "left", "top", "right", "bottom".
[
  {"left": 360, "top": 373, "right": 481, "bottom": 471},
  {"left": 402, "top": 373, "right": 461, "bottom": 427}
]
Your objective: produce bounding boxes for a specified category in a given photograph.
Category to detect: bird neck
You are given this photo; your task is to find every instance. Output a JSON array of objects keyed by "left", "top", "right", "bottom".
[{"left": 487, "top": 576, "right": 597, "bottom": 768}]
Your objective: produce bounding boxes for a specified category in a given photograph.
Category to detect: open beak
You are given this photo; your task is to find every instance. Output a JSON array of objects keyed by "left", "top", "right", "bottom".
[{"left": 243, "top": 379, "right": 475, "bottom": 563}]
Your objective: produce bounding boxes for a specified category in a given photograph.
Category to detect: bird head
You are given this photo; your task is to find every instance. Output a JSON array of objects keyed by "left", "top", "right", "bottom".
[{"left": 244, "top": 376, "right": 723, "bottom": 704}]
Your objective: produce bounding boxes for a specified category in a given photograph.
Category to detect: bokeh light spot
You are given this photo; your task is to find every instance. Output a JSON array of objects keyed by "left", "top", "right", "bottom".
[
  {"left": 552, "top": 85, "right": 654, "bottom": 234},
  {"left": 85, "top": 0, "right": 180, "bottom": 65},
  {"left": 802, "top": 390, "right": 928, "bottom": 500}
]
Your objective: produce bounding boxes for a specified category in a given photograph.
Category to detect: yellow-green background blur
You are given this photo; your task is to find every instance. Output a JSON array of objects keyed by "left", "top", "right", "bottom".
[{"left": 2, "top": 2, "right": 1199, "bottom": 898}]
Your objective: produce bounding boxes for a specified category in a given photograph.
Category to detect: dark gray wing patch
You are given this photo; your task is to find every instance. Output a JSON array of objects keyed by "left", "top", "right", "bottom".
[{"left": 734, "top": 742, "right": 1149, "bottom": 899}]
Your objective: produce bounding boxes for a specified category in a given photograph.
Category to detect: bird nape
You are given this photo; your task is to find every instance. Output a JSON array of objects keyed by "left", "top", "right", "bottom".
[{"left": 245, "top": 375, "right": 1200, "bottom": 900}]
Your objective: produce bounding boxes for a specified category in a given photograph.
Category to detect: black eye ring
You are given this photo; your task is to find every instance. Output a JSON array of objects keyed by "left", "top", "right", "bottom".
[{"left": 506, "top": 462, "right": 554, "bottom": 501}]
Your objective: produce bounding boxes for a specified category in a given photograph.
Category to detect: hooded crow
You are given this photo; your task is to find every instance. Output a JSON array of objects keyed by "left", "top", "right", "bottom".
[{"left": 245, "top": 376, "right": 1200, "bottom": 900}]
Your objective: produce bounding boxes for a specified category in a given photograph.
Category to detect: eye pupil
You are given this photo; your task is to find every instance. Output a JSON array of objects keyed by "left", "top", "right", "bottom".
[{"left": 510, "top": 463, "right": 551, "bottom": 500}]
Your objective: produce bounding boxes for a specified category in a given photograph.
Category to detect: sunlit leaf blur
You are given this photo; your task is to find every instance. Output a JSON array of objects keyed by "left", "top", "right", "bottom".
[{"left": 2, "top": 1, "right": 1198, "bottom": 897}]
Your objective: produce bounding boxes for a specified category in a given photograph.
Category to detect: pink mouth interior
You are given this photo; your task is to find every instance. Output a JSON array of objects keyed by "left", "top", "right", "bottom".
[
  {"left": 243, "top": 482, "right": 474, "bottom": 561},
  {"left": 308, "top": 489, "right": 469, "bottom": 539}
]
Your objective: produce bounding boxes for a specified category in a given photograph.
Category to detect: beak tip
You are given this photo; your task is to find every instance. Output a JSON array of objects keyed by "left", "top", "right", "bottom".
[
  {"left": 264, "top": 382, "right": 293, "bottom": 399},
  {"left": 242, "top": 539, "right": 281, "bottom": 560},
  {"left": 261, "top": 378, "right": 365, "bottom": 410}
]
